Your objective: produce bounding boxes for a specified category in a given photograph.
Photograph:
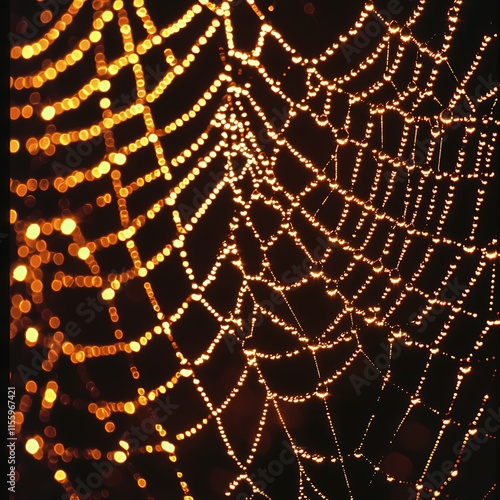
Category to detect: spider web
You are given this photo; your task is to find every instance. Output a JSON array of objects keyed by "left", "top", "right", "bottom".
[{"left": 9, "top": 0, "right": 499, "bottom": 499}]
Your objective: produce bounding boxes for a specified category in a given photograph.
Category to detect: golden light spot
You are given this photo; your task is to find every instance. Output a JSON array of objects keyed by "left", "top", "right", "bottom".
[
  {"left": 101, "top": 288, "right": 115, "bottom": 301},
  {"left": 25, "top": 327, "right": 39, "bottom": 343},
  {"left": 113, "top": 451, "right": 127, "bottom": 463},
  {"left": 62, "top": 342, "right": 75, "bottom": 355},
  {"left": 130, "top": 341, "right": 141, "bottom": 352},
  {"left": 22, "top": 46, "right": 34, "bottom": 59},
  {"left": 60, "top": 219, "right": 77, "bottom": 235},
  {"left": 78, "top": 247, "right": 90, "bottom": 260},
  {"left": 112, "top": 153, "right": 127, "bottom": 165},
  {"left": 26, "top": 438, "right": 40, "bottom": 454},
  {"left": 13, "top": 265, "right": 28, "bottom": 281},
  {"left": 54, "top": 470, "right": 67, "bottom": 482},
  {"left": 98, "top": 80, "right": 111, "bottom": 92},
  {"left": 26, "top": 224, "right": 41, "bottom": 240},
  {"left": 89, "top": 30, "right": 102, "bottom": 43},
  {"left": 44, "top": 388, "right": 57, "bottom": 403},
  {"left": 41, "top": 106, "right": 56, "bottom": 121},
  {"left": 161, "top": 441, "right": 175, "bottom": 453},
  {"left": 105, "top": 422, "right": 116, "bottom": 433},
  {"left": 124, "top": 402, "right": 135, "bottom": 414},
  {"left": 10, "top": 139, "right": 20, "bottom": 153},
  {"left": 74, "top": 351, "right": 86, "bottom": 363},
  {"left": 119, "top": 440, "right": 129, "bottom": 450}
]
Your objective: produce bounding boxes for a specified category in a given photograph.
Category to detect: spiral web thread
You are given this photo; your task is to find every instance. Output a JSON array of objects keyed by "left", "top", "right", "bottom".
[{"left": 10, "top": 0, "right": 499, "bottom": 498}]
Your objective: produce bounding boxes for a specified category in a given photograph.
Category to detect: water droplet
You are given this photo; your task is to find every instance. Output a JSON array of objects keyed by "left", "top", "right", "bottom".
[
  {"left": 439, "top": 109, "right": 453, "bottom": 124},
  {"left": 421, "top": 164, "right": 432, "bottom": 176},
  {"left": 390, "top": 269, "right": 401, "bottom": 284},
  {"left": 315, "top": 390, "right": 329, "bottom": 399},
  {"left": 389, "top": 21, "right": 399, "bottom": 34},
  {"left": 400, "top": 26, "right": 411, "bottom": 42},
  {"left": 486, "top": 245, "right": 497, "bottom": 259},
  {"left": 336, "top": 129, "right": 349, "bottom": 145},
  {"left": 276, "top": 133, "right": 286, "bottom": 146},
  {"left": 405, "top": 158, "right": 416, "bottom": 170},
  {"left": 365, "top": 312, "right": 376, "bottom": 323},
  {"left": 431, "top": 126, "right": 442, "bottom": 138},
  {"left": 317, "top": 113, "right": 329, "bottom": 126}
]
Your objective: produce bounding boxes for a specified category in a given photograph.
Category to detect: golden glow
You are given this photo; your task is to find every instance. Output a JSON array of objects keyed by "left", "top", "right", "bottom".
[
  {"left": 124, "top": 402, "right": 135, "bottom": 414},
  {"left": 60, "top": 219, "right": 77, "bottom": 235},
  {"left": 54, "top": 470, "right": 67, "bottom": 482},
  {"left": 77, "top": 247, "right": 91, "bottom": 260},
  {"left": 13, "top": 265, "right": 28, "bottom": 281},
  {"left": 112, "top": 153, "right": 127, "bottom": 165},
  {"left": 41, "top": 106, "right": 56, "bottom": 121},
  {"left": 119, "top": 440, "right": 130, "bottom": 450},
  {"left": 10, "top": 139, "right": 20, "bottom": 153},
  {"left": 25, "top": 438, "right": 40, "bottom": 454},
  {"left": 101, "top": 288, "right": 115, "bottom": 301},
  {"left": 26, "top": 224, "right": 40, "bottom": 240},
  {"left": 113, "top": 451, "right": 127, "bottom": 463},
  {"left": 25, "top": 327, "right": 39, "bottom": 344},
  {"left": 161, "top": 441, "right": 175, "bottom": 453}
]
